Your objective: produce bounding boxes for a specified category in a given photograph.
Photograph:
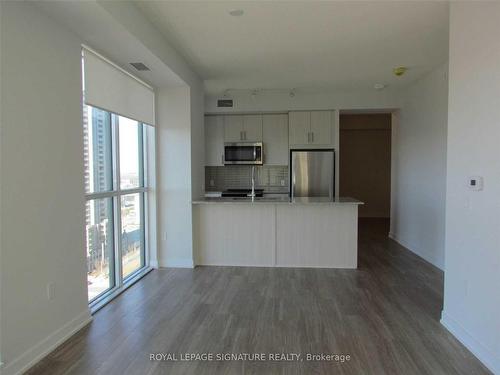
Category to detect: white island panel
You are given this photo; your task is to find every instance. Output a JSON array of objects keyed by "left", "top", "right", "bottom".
[
  {"left": 276, "top": 204, "right": 357, "bottom": 268},
  {"left": 193, "top": 199, "right": 361, "bottom": 269},
  {"left": 193, "top": 204, "right": 275, "bottom": 266}
]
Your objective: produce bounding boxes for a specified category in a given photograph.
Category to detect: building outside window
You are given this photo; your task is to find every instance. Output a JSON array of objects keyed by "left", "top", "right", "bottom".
[{"left": 83, "top": 104, "right": 153, "bottom": 305}]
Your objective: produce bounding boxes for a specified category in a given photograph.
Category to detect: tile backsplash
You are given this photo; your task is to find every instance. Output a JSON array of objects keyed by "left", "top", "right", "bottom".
[{"left": 205, "top": 165, "right": 288, "bottom": 193}]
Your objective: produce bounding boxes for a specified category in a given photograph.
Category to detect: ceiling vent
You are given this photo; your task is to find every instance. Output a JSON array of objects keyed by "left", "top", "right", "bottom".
[
  {"left": 130, "top": 62, "right": 150, "bottom": 71},
  {"left": 217, "top": 99, "right": 233, "bottom": 108}
]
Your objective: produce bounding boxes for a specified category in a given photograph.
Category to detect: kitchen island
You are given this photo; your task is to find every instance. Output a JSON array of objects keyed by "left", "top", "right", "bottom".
[{"left": 192, "top": 197, "right": 363, "bottom": 269}]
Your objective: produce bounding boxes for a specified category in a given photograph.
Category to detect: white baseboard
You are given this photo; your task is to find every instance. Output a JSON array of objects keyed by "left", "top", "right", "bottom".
[
  {"left": 388, "top": 231, "right": 444, "bottom": 270},
  {"left": 2, "top": 310, "right": 92, "bottom": 375},
  {"left": 161, "top": 257, "right": 194, "bottom": 268},
  {"left": 441, "top": 311, "right": 500, "bottom": 374}
]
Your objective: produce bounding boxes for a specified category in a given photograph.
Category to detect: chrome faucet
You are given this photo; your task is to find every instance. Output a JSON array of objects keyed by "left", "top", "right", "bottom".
[{"left": 249, "top": 165, "right": 256, "bottom": 199}]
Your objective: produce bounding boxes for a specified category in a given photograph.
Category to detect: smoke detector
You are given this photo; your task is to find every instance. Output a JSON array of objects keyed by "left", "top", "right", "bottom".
[{"left": 393, "top": 66, "right": 408, "bottom": 77}]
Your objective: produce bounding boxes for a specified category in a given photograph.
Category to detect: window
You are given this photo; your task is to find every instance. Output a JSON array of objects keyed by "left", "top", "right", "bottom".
[
  {"left": 86, "top": 198, "right": 114, "bottom": 301},
  {"left": 121, "top": 193, "right": 144, "bottom": 278},
  {"left": 84, "top": 105, "right": 152, "bottom": 305}
]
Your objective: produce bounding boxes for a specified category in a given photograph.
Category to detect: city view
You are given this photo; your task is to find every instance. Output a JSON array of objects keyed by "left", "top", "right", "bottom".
[{"left": 84, "top": 105, "right": 144, "bottom": 301}]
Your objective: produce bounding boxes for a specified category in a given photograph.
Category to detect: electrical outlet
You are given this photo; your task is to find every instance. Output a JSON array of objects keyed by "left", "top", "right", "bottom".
[
  {"left": 163, "top": 232, "right": 167, "bottom": 241},
  {"left": 280, "top": 179, "right": 286, "bottom": 186},
  {"left": 47, "top": 282, "right": 55, "bottom": 300}
]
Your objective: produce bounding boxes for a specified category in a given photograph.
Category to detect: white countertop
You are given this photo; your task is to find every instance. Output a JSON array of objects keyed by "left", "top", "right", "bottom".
[{"left": 192, "top": 196, "right": 363, "bottom": 205}]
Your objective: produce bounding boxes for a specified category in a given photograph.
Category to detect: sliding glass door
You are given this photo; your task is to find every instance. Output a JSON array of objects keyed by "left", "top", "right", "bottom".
[{"left": 84, "top": 105, "right": 151, "bottom": 304}]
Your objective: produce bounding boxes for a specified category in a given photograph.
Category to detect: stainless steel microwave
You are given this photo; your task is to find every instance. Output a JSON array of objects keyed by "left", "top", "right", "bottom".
[{"left": 224, "top": 142, "right": 263, "bottom": 165}]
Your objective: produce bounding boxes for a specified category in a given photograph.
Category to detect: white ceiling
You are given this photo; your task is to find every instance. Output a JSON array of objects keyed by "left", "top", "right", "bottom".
[{"left": 136, "top": 1, "right": 449, "bottom": 96}]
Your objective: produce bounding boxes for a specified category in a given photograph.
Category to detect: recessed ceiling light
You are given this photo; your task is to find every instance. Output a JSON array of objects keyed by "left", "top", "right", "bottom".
[
  {"left": 229, "top": 9, "right": 244, "bottom": 17},
  {"left": 374, "top": 83, "right": 386, "bottom": 90}
]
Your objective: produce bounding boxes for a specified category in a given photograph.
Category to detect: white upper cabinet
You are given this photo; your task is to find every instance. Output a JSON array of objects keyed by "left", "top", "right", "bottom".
[
  {"left": 224, "top": 114, "right": 262, "bottom": 142},
  {"left": 243, "top": 114, "right": 263, "bottom": 142},
  {"left": 310, "top": 111, "right": 333, "bottom": 145},
  {"left": 205, "top": 115, "right": 224, "bottom": 166},
  {"left": 206, "top": 111, "right": 335, "bottom": 167},
  {"left": 289, "top": 111, "right": 310, "bottom": 146},
  {"left": 224, "top": 115, "right": 244, "bottom": 142},
  {"left": 289, "top": 110, "right": 334, "bottom": 147},
  {"left": 263, "top": 114, "right": 289, "bottom": 165}
]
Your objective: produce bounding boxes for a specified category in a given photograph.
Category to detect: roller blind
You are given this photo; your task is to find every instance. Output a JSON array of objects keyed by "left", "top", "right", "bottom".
[{"left": 83, "top": 48, "right": 155, "bottom": 126}]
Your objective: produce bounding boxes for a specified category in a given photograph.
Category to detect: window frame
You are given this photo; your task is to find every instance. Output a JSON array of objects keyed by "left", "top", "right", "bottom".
[{"left": 84, "top": 106, "right": 153, "bottom": 310}]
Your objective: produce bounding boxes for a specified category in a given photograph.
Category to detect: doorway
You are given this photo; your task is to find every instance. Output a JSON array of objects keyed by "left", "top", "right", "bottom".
[{"left": 339, "top": 114, "right": 392, "bottom": 220}]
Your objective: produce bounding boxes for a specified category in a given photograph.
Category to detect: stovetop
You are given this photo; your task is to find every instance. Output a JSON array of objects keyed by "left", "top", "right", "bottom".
[{"left": 221, "top": 188, "right": 264, "bottom": 198}]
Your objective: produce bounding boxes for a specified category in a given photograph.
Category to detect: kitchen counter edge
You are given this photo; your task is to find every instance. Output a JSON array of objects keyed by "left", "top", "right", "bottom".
[{"left": 192, "top": 197, "right": 363, "bottom": 205}]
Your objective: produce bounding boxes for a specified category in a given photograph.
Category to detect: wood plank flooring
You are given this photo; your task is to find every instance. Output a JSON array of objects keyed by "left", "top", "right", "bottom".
[{"left": 27, "top": 219, "right": 490, "bottom": 375}]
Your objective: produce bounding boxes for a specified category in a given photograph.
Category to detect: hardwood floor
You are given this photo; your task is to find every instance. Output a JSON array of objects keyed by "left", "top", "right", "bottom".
[{"left": 27, "top": 219, "right": 490, "bottom": 375}]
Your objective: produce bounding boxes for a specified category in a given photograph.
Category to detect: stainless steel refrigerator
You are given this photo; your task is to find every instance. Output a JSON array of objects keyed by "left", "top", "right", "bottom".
[{"left": 290, "top": 149, "right": 335, "bottom": 199}]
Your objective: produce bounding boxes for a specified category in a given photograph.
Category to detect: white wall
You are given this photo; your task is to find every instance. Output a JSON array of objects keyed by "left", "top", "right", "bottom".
[
  {"left": 190, "top": 84, "right": 205, "bottom": 200},
  {"left": 205, "top": 89, "right": 400, "bottom": 113},
  {"left": 0, "top": 1, "right": 4, "bottom": 367},
  {"left": 157, "top": 88, "right": 195, "bottom": 268},
  {"left": 441, "top": 3, "right": 500, "bottom": 374},
  {"left": 391, "top": 63, "right": 449, "bottom": 270},
  {"left": 0, "top": 2, "right": 91, "bottom": 374}
]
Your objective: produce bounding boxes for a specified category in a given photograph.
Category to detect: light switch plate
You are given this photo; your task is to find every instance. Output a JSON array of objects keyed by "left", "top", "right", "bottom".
[{"left": 47, "top": 282, "right": 55, "bottom": 300}]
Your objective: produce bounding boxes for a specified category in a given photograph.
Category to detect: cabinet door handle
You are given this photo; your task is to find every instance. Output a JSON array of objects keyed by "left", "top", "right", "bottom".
[
  {"left": 307, "top": 132, "right": 311, "bottom": 143},
  {"left": 221, "top": 153, "right": 224, "bottom": 164},
  {"left": 244, "top": 131, "right": 247, "bottom": 140},
  {"left": 311, "top": 132, "right": 314, "bottom": 143},
  {"left": 240, "top": 131, "right": 243, "bottom": 140}
]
